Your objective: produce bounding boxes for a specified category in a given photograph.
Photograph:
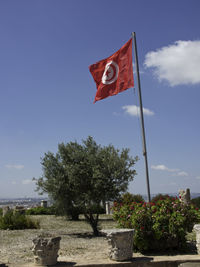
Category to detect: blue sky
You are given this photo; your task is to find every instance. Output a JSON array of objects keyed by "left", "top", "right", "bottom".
[{"left": 0, "top": 0, "right": 200, "bottom": 198}]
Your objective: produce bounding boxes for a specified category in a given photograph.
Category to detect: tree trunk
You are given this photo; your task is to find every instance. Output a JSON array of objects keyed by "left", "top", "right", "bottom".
[
  {"left": 84, "top": 213, "right": 99, "bottom": 236},
  {"left": 71, "top": 213, "right": 79, "bottom": 220}
]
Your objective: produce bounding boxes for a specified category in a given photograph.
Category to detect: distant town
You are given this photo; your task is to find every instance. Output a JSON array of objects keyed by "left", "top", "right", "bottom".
[
  {"left": 0, "top": 197, "right": 50, "bottom": 209},
  {"left": 1, "top": 192, "right": 200, "bottom": 209}
]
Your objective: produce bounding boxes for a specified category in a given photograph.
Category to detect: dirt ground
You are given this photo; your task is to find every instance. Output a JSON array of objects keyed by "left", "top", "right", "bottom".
[
  {"left": 0, "top": 215, "right": 117, "bottom": 266},
  {"left": 0, "top": 215, "right": 200, "bottom": 267}
]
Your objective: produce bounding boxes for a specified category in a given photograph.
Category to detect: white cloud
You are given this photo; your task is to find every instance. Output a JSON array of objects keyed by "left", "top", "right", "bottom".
[
  {"left": 22, "top": 179, "right": 32, "bottom": 185},
  {"left": 151, "top": 164, "right": 179, "bottom": 172},
  {"left": 144, "top": 40, "right": 200, "bottom": 86},
  {"left": 122, "top": 105, "right": 154, "bottom": 117},
  {"left": 196, "top": 176, "right": 200, "bottom": 180},
  {"left": 5, "top": 164, "right": 24, "bottom": 170},
  {"left": 11, "top": 181, "right": 17, "bottom": 185},
  {"left": 172, "top": 171, "right": 189, "bottom": 177},
  {"left": 151, "top": 164, "right": 189, "bottom": 178},
  {"left": 151, "top": 164, "right": 168, "bottom": 171}
]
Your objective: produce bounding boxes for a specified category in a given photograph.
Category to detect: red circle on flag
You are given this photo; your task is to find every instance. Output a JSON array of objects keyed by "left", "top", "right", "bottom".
[{"left": 102, "top": 61, "right": 119, "bottom": 85}]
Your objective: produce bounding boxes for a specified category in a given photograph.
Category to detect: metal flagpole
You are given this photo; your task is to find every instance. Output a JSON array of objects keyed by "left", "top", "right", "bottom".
[{"left": 132, "top": 32, "right": 151, "bottom": 202}]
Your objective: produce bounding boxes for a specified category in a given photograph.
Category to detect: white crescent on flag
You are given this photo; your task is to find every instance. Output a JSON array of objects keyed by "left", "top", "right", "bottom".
[{"left": 102, "top": 61, "right": 119, "bottom": 85}]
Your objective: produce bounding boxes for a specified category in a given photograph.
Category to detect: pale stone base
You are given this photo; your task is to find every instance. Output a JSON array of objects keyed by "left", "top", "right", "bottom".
[
  {"left": 194, "top": 224, "right": 200, "bottom": 254},
  {"left": 102, "top": 229, "right": 134, "bottom": 261},
  {"left": 32, "top": 236, "right": 61, "bottom": 266}
]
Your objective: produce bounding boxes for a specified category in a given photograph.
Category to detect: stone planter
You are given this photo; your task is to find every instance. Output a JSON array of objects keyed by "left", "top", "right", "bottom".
[
  {"left": 32, "top": 235, "right": 61, "bottom": 266},
  {"left": 102, "top": 229, "right": 134, "bottom": 261},
  {"left": 193, "top": 224, "right": 200, "bottom": 254}
]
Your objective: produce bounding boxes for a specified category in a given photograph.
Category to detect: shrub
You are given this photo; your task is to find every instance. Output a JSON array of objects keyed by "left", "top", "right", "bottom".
[
  {"left": 0, "top": 210, "right": 40, "bottom": 230},
  {"left": 151, "top": 193, "right": 174, "bottom": 203},
  {"left": 25, "top": 206, "right": 56, "bottom": 215},
  {"left": 113, "top": 197, "right": 199, "bottom": 252},
  {"left": 120, "top": 192, "right": 144, "bottom": 205},
  {"left": 0, "top": 208, "right": 2, "bottom": 216},
  {"left": 191, "top": 197, "right": 200, "bottom": 209}
]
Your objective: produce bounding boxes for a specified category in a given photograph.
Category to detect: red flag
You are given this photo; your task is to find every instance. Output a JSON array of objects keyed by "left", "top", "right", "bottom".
[{"left": 89, "top": 39, "right": 134, "bottom": 103}]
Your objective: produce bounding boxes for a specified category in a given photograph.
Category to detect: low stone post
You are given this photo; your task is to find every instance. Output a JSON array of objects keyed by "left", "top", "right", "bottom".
[
  {"left": 105, "top": 201, "right": 113, "bottom": 215},
  {"left": 2, "top": 206, "right": 10, "bottom": 217},
  {"left": 102, "top": 229, "right": 134, "bottom": 261},
  {"left": 14, "top": 206, "right": 25, "bottom": 215},
  {"left": 179, "top": 188, "right": 191, "bottom": 204},
  {"left": 41, "top": 200, "right": 48, "bottom": 208},
  {"left": 32, "top": 235, "right": 61, "bottom": 266},
  {"left": 193, "top": 224, "right": 200, "bottom": 254}
]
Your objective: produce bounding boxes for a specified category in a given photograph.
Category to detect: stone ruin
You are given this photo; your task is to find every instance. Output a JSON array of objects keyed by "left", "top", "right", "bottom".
[
  {"left": 101, "top": 229, "right": 134, "bottom": 261},
  {"left": 41, "top": 200, "right": 48, "bottom": 208},
  {"left": 2, "top": 206, "right": 26, "bottom": 216},
  {"left": 14, "top": 206, "right": 25, "bottom": 215},
  {"left": 105, "top": 201, "right": 113, "bottom": 215},
  {"left": 179, "top": 188, "right": 191, "bottom": 204},
  {"left": 2, "top": 206, "right": 10, "bottom": 217},
  {"left": 32, "top": 235, "right": 61, "bottom": 266}
]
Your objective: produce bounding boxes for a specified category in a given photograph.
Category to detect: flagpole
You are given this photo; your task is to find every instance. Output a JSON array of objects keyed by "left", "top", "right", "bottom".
[{"left": 132, "top": 32, "right": 151, "bottom": 202}]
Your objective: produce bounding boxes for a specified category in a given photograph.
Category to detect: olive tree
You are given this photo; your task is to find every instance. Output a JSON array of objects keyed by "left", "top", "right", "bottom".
[{"left": 34, "top": 136, "right": 138, "bottom": 236}]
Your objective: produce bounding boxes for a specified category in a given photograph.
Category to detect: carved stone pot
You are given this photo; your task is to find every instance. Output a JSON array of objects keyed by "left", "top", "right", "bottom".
[
  {"left": 102, "top": 229, "right": 134, "bottom": 261},
  {"left": 194, "top": 224, "right": 200, "bottom": 254},
  {"left": 32, "top": 235, "right": 61, "bottom": 266}
]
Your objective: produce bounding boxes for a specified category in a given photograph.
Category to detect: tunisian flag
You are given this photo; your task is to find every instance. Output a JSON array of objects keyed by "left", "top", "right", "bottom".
[{"left": 89, "top": 39, "right": 134, "bottom": 103}]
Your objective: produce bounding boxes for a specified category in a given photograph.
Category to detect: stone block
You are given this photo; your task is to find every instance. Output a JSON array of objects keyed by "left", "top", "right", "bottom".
[
  {"left": 102, "top": 229, "right": 134, "bottom": 261},
  {"left": 32, "top": 235, "right": 61, "bottom": 266},
  {"left": 193, "top": 224, "right": 200, "bottom": 254}
]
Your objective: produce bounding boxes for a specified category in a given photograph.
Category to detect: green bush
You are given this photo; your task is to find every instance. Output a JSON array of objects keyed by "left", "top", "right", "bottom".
[
  {"left": 0, "top": 210, "right": 40, "bottom": 230},
  {"left": 25, "top": 206, "right": 56, "bottom": 215},
  {"left": 191, "top": 197, "right": 200, "bottom": 209},
  {"left": 120, "top": 192, "right": 144, "bottom": 205},
  {"left": 113, "top": 197, "right": 199, "bottom": 252},
  {"left": 151, "top": 193, "right": 174, "bottom": 203},
  {"left": 0, "top": 208, "right": 2, "bottom": 216}
]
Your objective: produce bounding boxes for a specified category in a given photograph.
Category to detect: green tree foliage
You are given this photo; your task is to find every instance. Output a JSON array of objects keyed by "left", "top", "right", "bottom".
[{"left": 34, "top": 136, "right": 138, "bottom": 236}]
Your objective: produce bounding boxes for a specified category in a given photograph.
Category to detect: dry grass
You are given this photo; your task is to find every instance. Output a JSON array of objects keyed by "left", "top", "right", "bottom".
[
  {"left": 0, "top": 214, "right": 117, "bottom": 266},
  {"left": 0, "top": 215, "right": 197, "bottom": 266}
]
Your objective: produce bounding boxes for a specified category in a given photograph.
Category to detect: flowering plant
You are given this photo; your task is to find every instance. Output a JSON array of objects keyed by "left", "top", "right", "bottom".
[{"left": 113, "top": 197, "right": 199, "bottom": 252}]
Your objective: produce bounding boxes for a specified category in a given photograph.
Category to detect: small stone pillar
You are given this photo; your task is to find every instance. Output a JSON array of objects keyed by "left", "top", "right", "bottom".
[
  {"left": 41, "top": 200, "right": 48, "bottom": 208},
  {"left": 2, "top": 206, "right": 10, "bottom": 216},
  {"left": 105, "top": 201, "right": 113, "bottom": 215},
  {"left": 102, "top": 229, "right": 134, "bottom": 261},
  {"left": 14, "top": 206, "right": 25, "bottom": 215},
  {"left": 32, "top": 235, "right": 61, "bottom": 266},
  {"left": 179, "top": 188, "right": 191, "bottom": 204},
  {"left": 193, "top": 224, "right": 200, "bottom": 254}
]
